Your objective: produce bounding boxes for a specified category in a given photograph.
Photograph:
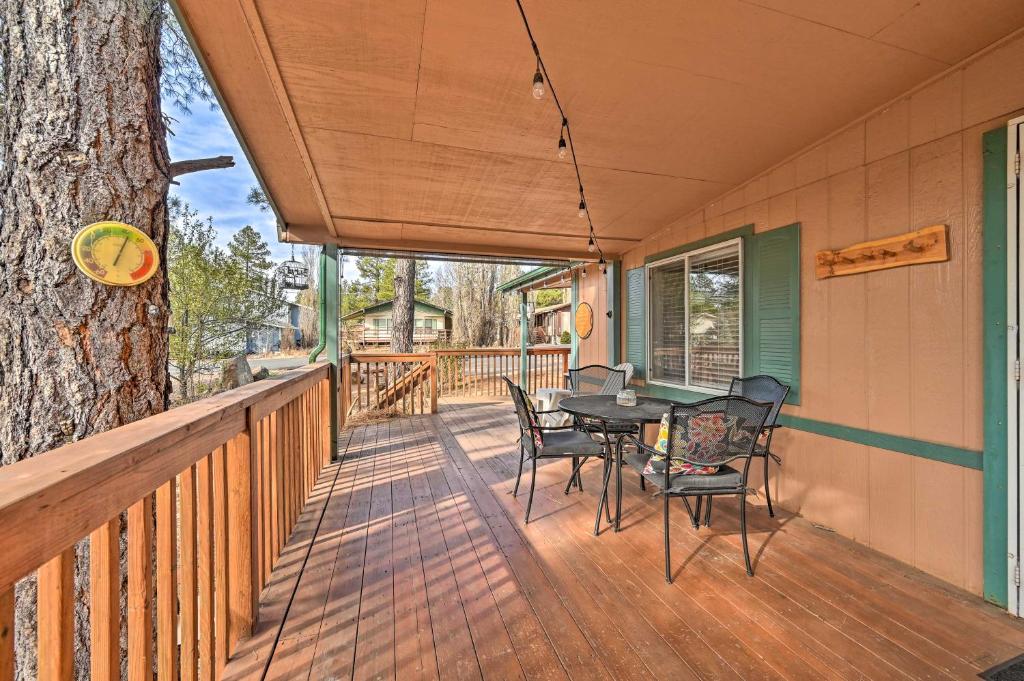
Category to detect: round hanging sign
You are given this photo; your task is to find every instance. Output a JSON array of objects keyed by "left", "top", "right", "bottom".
[
  {"left": 575, "top": 302, "right": 594, "bottom": 339},
  {"left": 71, "top": 221, "right": 160, "bottom": 286}
]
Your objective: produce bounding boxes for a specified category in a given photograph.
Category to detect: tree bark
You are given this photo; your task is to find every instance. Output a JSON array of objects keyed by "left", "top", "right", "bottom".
[
  {"left": 0, "top": 1, "right": 170, "bottom": 678},
  {"left": 391, "top": 259, "right": 415, "bottom": 353}
]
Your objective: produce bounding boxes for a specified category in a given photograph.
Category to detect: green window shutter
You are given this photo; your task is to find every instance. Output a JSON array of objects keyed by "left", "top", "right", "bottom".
[
  {"left": 744, "top": 223, "right": 801, "bottom": 403},
  {"left": 625, "top": 267, "right": 646, "bottom": 380}
]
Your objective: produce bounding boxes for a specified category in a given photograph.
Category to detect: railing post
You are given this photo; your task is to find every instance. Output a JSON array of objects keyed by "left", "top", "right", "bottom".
[
  {"left": 0, "top": 587, "right": 11, "bottom": 681},
  {"left": 226, "top": 414, "right": 256, "bottom": 652},
  {"left": 429, "top": 352, "right": 438, "bottom": 413},
  {"left": 562, "top": 348, "right": 570, "bottom": 388},
  {"left": 340, "top": 355, "right": 350, "bottom": 430}
]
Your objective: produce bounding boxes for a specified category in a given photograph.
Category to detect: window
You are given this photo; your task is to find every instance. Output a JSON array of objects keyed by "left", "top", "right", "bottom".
[
  {"left": 372, "top": 317, "right": 391, "bottom": 330},
  {"left": 647, "top": 239, "right": 742, "bottom": 392}
]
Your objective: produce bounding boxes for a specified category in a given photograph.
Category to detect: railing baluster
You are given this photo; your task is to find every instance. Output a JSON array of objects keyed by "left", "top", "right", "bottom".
[
  {"left": 274, "top": 409, "right": 285, "bottom": 559},
  {"left": 227, "top": 424, "right": 255, "bottom": 649},
  {"left": 179, "top": 466, "right": 199, "bottom": 681},
  {"left": 212, "top": 445, "right": 229, "bottom": 675},
  {"left": 196, "top": 454, "right": 215, "bottom": 681},
  {"left": 156, "top": 479, "right": 178, "bottom": 680},
  {"left": 38, "top": 549, "right": 73, "bottom": 681},
  {"left": 0, "top": 587, "right": 11, "bottom": 681},
  {"left": 89, "top": 518, "right": 119, "bottom": 681},
  {"left": 128, "top": 495, "right": 153, "bottom": 681}
]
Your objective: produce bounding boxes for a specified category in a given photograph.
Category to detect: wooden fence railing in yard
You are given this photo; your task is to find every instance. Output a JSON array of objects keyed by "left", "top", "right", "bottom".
[
  {"left": 341, "top": 346, "right": 570, "bottom": 423},
  {"left": 0, "top": 362, "right": 333, "bottom": 681}
]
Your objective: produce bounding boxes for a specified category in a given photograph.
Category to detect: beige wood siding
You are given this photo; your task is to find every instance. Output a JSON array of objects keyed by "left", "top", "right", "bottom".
[{"left": 578, "top": 32, "right": 1024, "bottom": 594}]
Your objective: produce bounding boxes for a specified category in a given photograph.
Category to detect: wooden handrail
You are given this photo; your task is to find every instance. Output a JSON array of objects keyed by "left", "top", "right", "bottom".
[
  {"left": 0, "top": 362, "right": 333, "bottom": 680},
  {"left": 340, "top": 348, "right": 571, "bottom": 412},
  {"left": 0, "top": 362, "right": 330, "bottom": 593}
]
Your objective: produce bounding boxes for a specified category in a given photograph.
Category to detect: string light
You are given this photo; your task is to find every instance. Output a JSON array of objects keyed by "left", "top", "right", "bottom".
[
  {"left": 517, "top": 0, "right": 605, "bottom": 264},
  {"left": 531, "top": 62, "right": 545, "bottom": 100}
]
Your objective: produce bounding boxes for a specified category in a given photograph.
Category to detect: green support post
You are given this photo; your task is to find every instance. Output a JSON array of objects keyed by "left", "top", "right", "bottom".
[
  {"left": 519, "top": 290, "right": 529, "bottom": 391},
  {"left": 606, "top": 260, "right": 620, "bottom": 366},
  {"left": 324, "top": 245, "right": 340, "bottom": 458},
  {"left": 570, "top": 269, "right": 579, "bottom": 370}
]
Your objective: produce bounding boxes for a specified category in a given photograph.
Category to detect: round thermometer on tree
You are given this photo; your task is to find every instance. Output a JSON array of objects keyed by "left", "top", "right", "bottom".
[{"left": 71, "top": 221, "right": 159, "bottom": 286}]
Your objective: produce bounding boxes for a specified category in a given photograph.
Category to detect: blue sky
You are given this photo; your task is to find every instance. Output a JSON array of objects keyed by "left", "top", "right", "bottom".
[{"left": 165, "top": 103, "right": 292, "bottom": 261}]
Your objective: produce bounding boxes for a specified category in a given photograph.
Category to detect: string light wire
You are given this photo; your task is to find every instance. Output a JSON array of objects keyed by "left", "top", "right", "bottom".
[{"left": 514, "top": 0, "right": 605, "bottom": 265}]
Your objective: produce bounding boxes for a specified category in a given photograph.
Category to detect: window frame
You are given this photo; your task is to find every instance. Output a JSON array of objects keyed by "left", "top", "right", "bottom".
[{"left": 644, "top": 236, "right": 744, "bottom": 395}]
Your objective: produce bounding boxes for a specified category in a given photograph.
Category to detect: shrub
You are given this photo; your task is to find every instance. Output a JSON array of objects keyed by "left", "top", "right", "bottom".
[{"left": 560, "top": 330, "right": 571, "bottom": 345}]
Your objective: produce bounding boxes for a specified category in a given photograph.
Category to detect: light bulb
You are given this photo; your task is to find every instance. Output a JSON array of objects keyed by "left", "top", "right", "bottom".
[
  {"left": 581, "top": 267, "right": 587, "bottom": 279},
  {"left": 532, "top": 70, "right": 545, "bottom": 100},
  {"left": 558, "top": 137, "right": 567, "bottom": 159},
  {"left": 578, "top": 200, "right": 586, "bottom": 218},
  {"left": 587, "top": 237, "right": 596, "bottom": 252}
]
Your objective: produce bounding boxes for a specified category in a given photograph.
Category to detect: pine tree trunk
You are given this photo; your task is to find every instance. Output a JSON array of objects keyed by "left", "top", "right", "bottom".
[
  {"left": 0, "top": 1, "right": 170, "bottom": 678},
  {"left": 391, "top": 259, "right": 415, "bottom": 353}
]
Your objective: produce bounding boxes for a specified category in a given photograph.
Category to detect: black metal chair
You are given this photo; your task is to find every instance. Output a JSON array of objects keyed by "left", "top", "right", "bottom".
[
  {"left": 728, "top": 375, "right": 790, "bottom": 517},
  {"left": 566, "top": 364, "right": 627, "bottom": 396},
  {"left": 621, "top": 396, "right": 772, "bottom": 581},
  {"left": 503, "top": 376, "right": 606, "bottom": 523},
  {"left": 564, "top": 364, "right": 638, "bottom": 494}
]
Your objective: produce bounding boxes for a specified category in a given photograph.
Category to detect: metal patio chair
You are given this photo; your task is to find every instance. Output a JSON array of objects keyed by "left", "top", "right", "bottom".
[
  {"left": 728, "top": 375, "right": 790, "bottom": 517},
  {"left": 566, "top": 364, "right": 627, "bottom": 396},
  {"left": 503, "top": 376, "right": 606, "bottom": 524},
  {"left": 563, "top": 364, "right": 637, "bottom": 493},
  {"left": 621, "top": 396, "right": 772, "bottom": 580}
]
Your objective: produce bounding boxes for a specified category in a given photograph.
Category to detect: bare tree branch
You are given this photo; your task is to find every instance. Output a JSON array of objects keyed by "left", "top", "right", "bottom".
[{"left": 169, "top": 155, "right": 235, "bottom": 179}]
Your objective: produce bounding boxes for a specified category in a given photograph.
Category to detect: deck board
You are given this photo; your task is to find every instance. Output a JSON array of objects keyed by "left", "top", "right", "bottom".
[{"left": 223, "top": 401, "right": 1024, "bottom": 681}]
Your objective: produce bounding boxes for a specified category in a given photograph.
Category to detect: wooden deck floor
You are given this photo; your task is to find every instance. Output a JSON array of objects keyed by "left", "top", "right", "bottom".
[{"left": 224, "top": 401, "right": 1024, "bottom": 680}]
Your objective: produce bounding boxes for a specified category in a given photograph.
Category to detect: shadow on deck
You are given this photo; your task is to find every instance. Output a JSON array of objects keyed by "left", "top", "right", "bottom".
[{"left": 224, "top": 400, "right": 1024, "bottom": 680}]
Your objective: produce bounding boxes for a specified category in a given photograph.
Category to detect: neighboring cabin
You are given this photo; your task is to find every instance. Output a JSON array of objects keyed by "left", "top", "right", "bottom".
[
  {"left": 248, "top": 291, "right": 308, "bottom": 353},
  {"left": 342, "top": 299, "right": 452, "bottom": 345},
  {"left": 533, "top": 301, "right": 570, "bottom": 344}
]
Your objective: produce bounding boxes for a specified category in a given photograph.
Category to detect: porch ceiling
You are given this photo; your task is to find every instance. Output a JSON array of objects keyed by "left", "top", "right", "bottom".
[{"left": 173, "top": 0, "right": 1024, "bottom": 261}]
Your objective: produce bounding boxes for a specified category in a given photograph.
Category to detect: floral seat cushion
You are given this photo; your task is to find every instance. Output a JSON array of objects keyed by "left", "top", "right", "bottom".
[{"left": 642, "top": 411, "right": 740, "bottom": 477}]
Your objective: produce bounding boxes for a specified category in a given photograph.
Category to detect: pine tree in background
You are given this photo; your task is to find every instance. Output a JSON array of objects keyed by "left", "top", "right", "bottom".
[
  {"left": 227, "top": 225, "right": 275, "bottom": 351},
  {"left": 391, "top": 259, "right": 416, "bottom": 353},
  {"left": 168, "top": 199, "right": 284, "bottom": 402}
]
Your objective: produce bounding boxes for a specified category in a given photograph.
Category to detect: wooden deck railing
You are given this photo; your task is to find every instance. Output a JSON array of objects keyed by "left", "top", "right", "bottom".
[
  {"left": 342, "top": 352, "right": 438, "bottom": 418},
  {"left": 340, "top": 347, "right": 570, "bottom": 423},
  {"left": 0, "top": 362, "right": 333, "bottom": 681}
]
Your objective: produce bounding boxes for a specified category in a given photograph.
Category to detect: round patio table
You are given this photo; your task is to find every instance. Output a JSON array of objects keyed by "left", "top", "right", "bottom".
[{"left": 558, "top": 394, "right": 677, "bottom": 534}]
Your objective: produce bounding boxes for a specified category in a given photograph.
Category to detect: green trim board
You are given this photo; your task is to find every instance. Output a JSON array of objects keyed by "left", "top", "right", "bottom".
[
  {"left": 645, "top": 224, "right": 755, "bottom": 264},
  {"left": 779, "top": 415, "right": 981, "bottom": 470},
  {"left": 341, "top": 298, "right": 451, "bottom": 321},
  {"left": 606, "top": 260, "right": 620, "bottom": 365},
  {"left": 497, "top": 265, "right": 563, "bottom": 292},
  {"left": 638, "top": 382, "right": 982, "bottom": 470},
  {"left": 982, "top": 126, "right": 1009, "bottom": 607}
]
